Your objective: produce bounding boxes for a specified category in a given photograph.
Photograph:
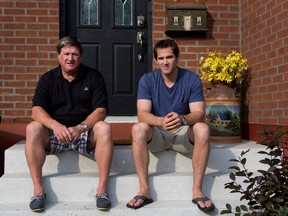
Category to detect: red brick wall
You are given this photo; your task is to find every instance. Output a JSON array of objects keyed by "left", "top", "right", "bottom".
[
  {"left": 152, "top": 0, "right": 241, "bottom": 70},
  {"left": 0, "top": 0, "right": 287, "bottom": 126},
  {"left": 0, "top": 0, "right": 59, "bottom": 123},
  {"left": 153, "top": 0, "right": 288, "bottom": 130},
  {"left": 241, "top": 0, "right": 288, "bottom": 126}
]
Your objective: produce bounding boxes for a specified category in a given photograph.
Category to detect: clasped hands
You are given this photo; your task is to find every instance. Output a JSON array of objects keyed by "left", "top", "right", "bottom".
[
  {"left": 52, "top": 124, "right": 83, "bottom": 144},
  {"left": 161, "top": 112, "right": 183, "bottom": 131}
]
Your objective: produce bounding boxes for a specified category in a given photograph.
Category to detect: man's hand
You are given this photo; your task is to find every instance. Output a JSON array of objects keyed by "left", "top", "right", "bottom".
[
  {"left": 67, "top": 126, "right": 83, "bottom": 144},
  {"left": 51, "top": 122, "right": 82, "bottom": 144},
  {"left": 51, "top": 123, "right": 73, "bottom": 144},
  {"left": 162, "top": 112, "right": 182, "bottom": 131}
]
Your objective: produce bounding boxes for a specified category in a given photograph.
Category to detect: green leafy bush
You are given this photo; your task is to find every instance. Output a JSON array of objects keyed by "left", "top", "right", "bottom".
[{"left": 221, "top": 126, "right": 288, "bottom": 216}]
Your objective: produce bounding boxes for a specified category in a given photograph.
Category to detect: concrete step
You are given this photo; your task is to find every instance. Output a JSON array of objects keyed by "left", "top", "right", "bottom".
[
  {"left": 0, "top": 200, "right": 244, "bottom": 216},
  {"left": 5, "top": 140, "right": 266, "bottom": 174},
  {"left": 0, "top": 139, "right": 266, "bottom": 215},
  {"left": 0, "top": 171, "right": 242, "bottom": 203}
]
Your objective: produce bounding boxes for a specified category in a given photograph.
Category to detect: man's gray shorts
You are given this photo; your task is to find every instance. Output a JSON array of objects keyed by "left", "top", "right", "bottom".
[{"left": 148, "top": 126, "right": 193, "bottom": 153}]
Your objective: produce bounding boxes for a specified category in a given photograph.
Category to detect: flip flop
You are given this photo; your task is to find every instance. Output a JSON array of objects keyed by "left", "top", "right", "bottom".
[
  {"left": 126, "top": 195, "right": 153, "bottom": 209},
  {"left": 192, "top": 196, "right": 215, "bottom": 212}
]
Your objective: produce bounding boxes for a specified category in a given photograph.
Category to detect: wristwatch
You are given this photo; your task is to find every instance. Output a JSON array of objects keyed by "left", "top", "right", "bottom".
[
  {"left": 80, "top": 122, "right": 88, "bottom": 132},
  {"left": 182, "top": 115, "right": 188, "bottom": 126}
]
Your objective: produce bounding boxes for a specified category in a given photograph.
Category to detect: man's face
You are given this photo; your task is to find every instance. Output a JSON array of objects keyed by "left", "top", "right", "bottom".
[
  {"left": 155, "top": 47, "right": 179, "bottom": 76},
  {"left": 57, "top": 45, "right": 81, "bottom": 74}
]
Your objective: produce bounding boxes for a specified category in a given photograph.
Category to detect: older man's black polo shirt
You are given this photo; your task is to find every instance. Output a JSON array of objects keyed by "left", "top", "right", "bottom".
[{"left": 32, "top": 64, "right": 108, "bottom": 127}]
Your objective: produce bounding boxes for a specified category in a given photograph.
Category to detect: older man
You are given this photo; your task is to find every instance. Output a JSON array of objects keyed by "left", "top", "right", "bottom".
[{"left": 25, "top": 36, "right": 114, "bottom": 212}]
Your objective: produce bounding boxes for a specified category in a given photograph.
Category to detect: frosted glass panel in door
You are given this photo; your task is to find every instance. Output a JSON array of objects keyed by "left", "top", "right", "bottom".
[
  {"left": 115, "top": 0, "right": 133, "bottom": 26},
  {"left": 80, "top": 0, "right": 99, "bottom": 26}
]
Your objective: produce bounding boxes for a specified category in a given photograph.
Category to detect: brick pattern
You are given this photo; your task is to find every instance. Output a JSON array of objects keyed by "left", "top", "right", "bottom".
[
  {"left": 241, "top": 0, "right": 288, "bottom": 125},
  {"left": 152, "top": 0, "right": 241, "bottom": 71},
  {"left": 151, "top": 0, "right": 287, "bottom": 126},
  {"left": 0, "top": 0, "right": 59, "bottom": 123},
  {"left": 0, "top": 0, "right": 287, "bottom": 126}
]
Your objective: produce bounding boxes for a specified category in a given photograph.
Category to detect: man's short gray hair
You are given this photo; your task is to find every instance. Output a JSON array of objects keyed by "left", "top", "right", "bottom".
[{"left": 56, "top": 36, "right": 83, "bottom": 55}]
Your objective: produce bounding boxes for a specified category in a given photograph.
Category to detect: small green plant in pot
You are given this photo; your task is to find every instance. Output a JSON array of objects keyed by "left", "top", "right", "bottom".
[{"left": 221, "top": 126, "right": 288, "bottom": 216}]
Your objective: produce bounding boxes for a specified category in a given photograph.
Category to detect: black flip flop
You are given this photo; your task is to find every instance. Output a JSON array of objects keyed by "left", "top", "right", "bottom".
[
  {"left": 126, "top": 195, "right": 153, "bottom": 209},
  {"left": 192, "top": 196, "right": 215, "bottom": 212}
]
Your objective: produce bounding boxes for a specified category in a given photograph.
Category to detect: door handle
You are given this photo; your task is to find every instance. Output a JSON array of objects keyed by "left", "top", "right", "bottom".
[
  {"left": 137, "top": 15, "right": 145, "bottom": 28},
  {"left": 137, "top": 31, "right": 145, "bottom": 62}
]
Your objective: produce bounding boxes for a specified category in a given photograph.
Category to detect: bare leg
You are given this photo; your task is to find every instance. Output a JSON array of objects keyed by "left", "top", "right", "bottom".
[
  {"left": 25, "top": 121, "right": 50, "bottom": 196},
  {"left": 189, "top": 122, "right": 213, "bottom": 208},
  {"left": 88, "top": 121, "right": 114, "bottom": 194},
  {"left": 127, "top": 122, "right": 153, "bottom": 207}
]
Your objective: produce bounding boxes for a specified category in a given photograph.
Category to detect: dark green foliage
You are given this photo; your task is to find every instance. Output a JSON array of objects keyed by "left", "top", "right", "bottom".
[{"left": 220, "top": 126, "right": 288, "bottom": 216}]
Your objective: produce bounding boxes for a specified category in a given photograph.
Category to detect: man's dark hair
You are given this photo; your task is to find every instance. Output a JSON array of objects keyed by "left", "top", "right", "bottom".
[
  {"left": 56, "top": 36, "right": 83, "bottom": 55},
  {"left": 153, "top": 39, "right": 180, "bottom": 60}
]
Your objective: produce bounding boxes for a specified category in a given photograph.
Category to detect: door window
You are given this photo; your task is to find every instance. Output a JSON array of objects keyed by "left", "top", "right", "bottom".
[
  {"left": 80, "top": 0, "right": 99, "bottom": 26},
  {"left": 115, "top": 0, "right": 133, "bottom": 26}
]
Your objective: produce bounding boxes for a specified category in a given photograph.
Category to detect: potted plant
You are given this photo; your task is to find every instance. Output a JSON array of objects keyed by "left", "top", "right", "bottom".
[
  {"left": 198, "top": 50, "right": 248, "bottom": 91},
  {"left": 198, "top": 50, "right": 248, "bottom": 143}
]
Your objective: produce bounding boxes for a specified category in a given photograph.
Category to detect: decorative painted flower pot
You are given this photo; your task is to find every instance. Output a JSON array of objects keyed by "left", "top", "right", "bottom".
[{"left": 205, "top": 84, "right": 241, "bottom": 143}]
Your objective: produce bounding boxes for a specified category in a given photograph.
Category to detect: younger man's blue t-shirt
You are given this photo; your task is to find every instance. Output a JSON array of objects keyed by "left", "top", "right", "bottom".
[{"left": 137, "top": 67, "right": 204, "bottom": 117}]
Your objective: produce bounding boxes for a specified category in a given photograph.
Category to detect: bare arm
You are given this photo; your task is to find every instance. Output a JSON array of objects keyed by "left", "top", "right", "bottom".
[
  {"left": 31, "top": 106, "right": 61, "bottom": 130},
  {"left": 137, "top": 99, "right": 186, "bottom": 130},
  {"left": 31, "top": 106, "right": 107, "bottom": 144},
  {"left": 184, "top": 101, "right": 206, "bottom": 125},
  {"left": 161, "top": 102, "right": 206, "bottom": 131},
  {"left": 67, "top": 107, "right": 107, "bottom": 143},
  {"left": 137, "top": 99, "right": 163, "bottom": 126},
  {"left": 79, "top": 107, "right": 106, "bottom": 130},
  {"left": 32, "top": 106, "right": 71, "bottom": 143},
  {"left": 137, "top": 99, "right": 205, "bottom": 130}
]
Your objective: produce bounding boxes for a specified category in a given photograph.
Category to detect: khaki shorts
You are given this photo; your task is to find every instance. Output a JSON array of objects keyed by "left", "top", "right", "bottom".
[{"left": 148, "top": 126, "right": 193, "bottom": 153}]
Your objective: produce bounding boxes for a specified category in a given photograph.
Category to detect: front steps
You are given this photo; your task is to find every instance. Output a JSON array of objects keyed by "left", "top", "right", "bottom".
[{"left": 0, "top": 140, "right": 267, "bottom": 215}]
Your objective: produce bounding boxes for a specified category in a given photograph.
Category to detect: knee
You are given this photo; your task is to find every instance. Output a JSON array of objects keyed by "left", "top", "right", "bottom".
[
  {"left": 131, "top": 122, "right": 150, "bottom": 139},
  {"left": 26, "top": 121, "right": 46, "bottom": 137},
  {"left": 25, "top": 121, "right": 49, "bottom": 146},
  {"left": 92, "top": 121, "right": 112, "bottom": 137},
  {"left": 193, "top": 122, "right": 210, "bottom": 142}
]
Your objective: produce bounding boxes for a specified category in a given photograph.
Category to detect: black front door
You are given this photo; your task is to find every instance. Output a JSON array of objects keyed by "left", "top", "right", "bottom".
[{"left": 61, "top": 0, "right": 151, "bottom": 115}]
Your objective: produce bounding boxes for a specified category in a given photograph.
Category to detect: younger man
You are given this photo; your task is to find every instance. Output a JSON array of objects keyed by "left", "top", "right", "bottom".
[{"left": 127, "top": 39, "right": 215, "bottom": 212}]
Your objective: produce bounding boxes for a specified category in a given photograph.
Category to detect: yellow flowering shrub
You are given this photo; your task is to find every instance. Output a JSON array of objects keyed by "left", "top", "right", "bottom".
[{"left": 199, "top": 50, "right": 248, "bottom": 85}]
